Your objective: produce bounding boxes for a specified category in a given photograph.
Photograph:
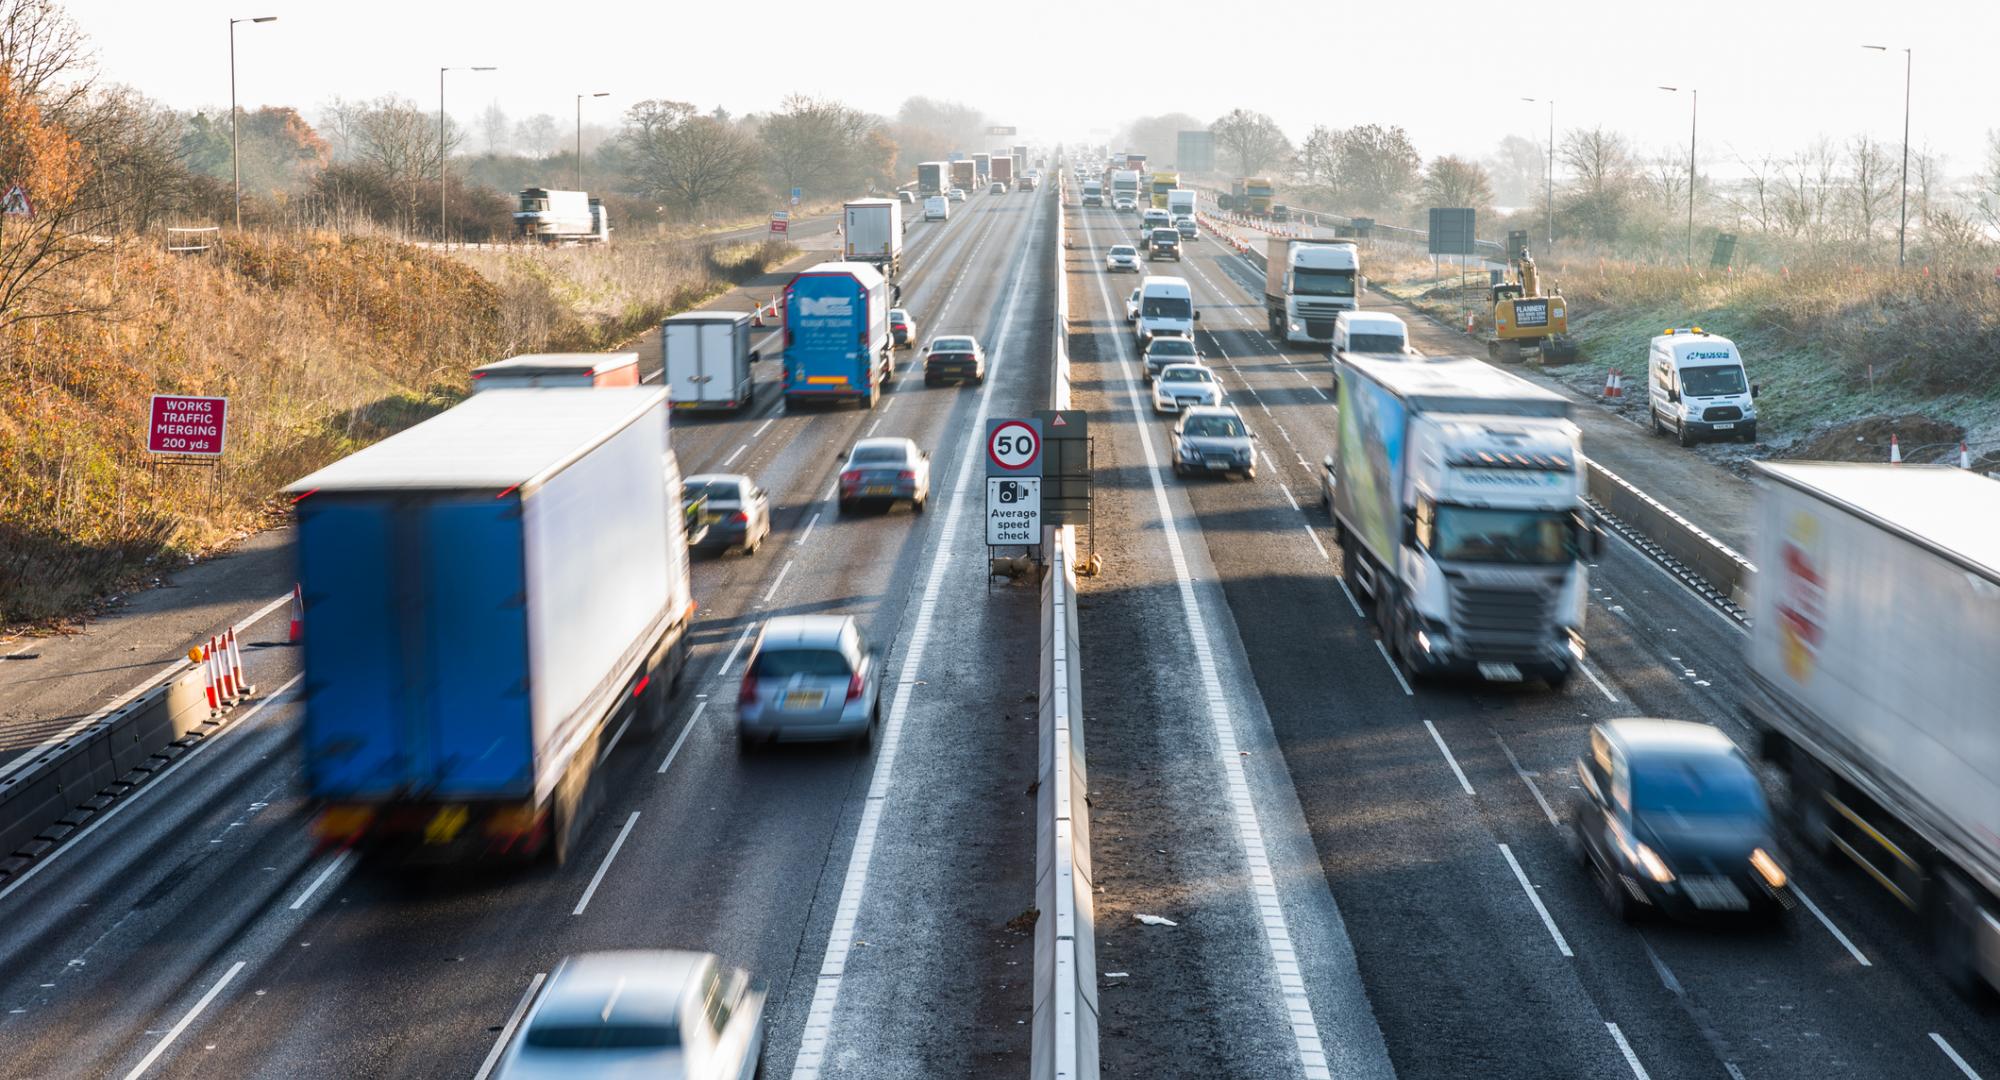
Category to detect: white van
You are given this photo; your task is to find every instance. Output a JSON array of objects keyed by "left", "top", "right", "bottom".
[
  {"left": 1647, "top": 328, "right": 1759, "bottom": 445},
  {"left": 662, "top": 311, "right": 759, "bottom": 412},
  {"left": 1134, "top": 276, "right": 1199, "bottom": 345},
  {"left": 1331, "top": 311, "right": 1415, "bottom": 359},
  {"left": 923, "top": 195, "right": 949, "bottom": 221}
]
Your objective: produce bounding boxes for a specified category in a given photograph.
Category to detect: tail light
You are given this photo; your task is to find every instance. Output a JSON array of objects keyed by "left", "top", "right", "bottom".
[
  {"left": 846, "top": 672, "right": 865, "bottom": 701},
  {"left": 898, "top": 471, "right": 916, "bottom": 481},
  {"left": 841, "top": 470, "right": 861, "bottom": 487},
  {"left": 739, "top": 678, "right": 758, "bottom": 706},
  {"left": 730, "top": 511, "right": 749, "bottom": 524}
]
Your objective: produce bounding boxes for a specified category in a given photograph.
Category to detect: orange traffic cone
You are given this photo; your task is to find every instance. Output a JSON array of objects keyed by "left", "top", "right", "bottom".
[
  {"left": 1604, "top": 369, "right": 1623, "bottom": 399},
  {"left": 1889, "top": 435, "right": 1902, "bottom": 464},
  {"left": 289, "top": 583, "right": 304, "bottom": 643}
]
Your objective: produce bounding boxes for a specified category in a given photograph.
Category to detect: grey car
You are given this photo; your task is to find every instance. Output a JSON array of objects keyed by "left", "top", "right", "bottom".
[
  {"left": 737, "top": 615, "right": 883, "bottom": 748},
  {"left": 685, "top": 473, "right": 771, "bottom": 555},
  {"left": 495, "top": 950, "right": 766, "bottom": 1080},
  {"left": 837, "top": 437, "right": 930, "bottom": 514},
  {"left": 1171, "top": 405, "right": 1258, "bottom": 480},
  {"left": 1141, "top": 335, "right": 1201, "bottom": 380}
]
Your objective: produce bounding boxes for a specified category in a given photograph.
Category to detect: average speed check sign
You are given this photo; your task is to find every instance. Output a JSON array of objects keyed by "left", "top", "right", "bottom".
[{"left": 986, "top": 418, "right": 1042, "bottom": 477}]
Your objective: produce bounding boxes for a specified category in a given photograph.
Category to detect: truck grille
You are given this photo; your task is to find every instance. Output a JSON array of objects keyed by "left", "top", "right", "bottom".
[
  {"left": 1449, "top": 584, "right": 1553, "bottom": 661},
  {"left": 1702, "top": 405, "right": 1743, "bottom": 422}
]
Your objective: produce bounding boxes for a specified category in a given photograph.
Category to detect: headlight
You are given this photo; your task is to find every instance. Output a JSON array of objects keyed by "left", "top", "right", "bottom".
[
  {"left": 1633, "top": 842, "right": 1674, "bottom": 883},
  {"left": 1750, "top": 847, "right": 1787, "bottom": 888},
  {"left": 1180, "top": 444, "right": 1200, "bottom": 461}
]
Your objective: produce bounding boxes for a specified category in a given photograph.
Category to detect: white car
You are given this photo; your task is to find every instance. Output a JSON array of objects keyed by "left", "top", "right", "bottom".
[
  {"left": 1105, "top": 245, "right": 1140, "bottom": 273},
  {"left": 494, "top": 951, "right": 766, "bottom": 1080},
  {"left": 1124, "top": 287, "right": 1141, "bottom": 324},
  {"left": 1152, "top": 363, "right": 1224, "bottom": 413},
  {"left": 947, "top": 188, "right": 967, "bottom": 202},
  {"left": 1112, "top": 197, "right": 1136, "bottom": 211}
]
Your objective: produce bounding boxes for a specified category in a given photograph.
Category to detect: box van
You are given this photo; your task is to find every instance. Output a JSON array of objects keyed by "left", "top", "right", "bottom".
[
  {"left": 1140, "top": 208, "right": 1171, "bottom": 233},
  {"left": 1135, "top": 276, "right": 1199, "bottom": 344},
  {"left": 923, "top": 195, "right": 949, "bottom": 221},
  {"left": 471, "top": 352, "right": 639, "bottom": 391},
  {"left": 1331, "top": 311, "right": 1414, "bottom": 359},
  {"left": 663, "top": 311, "right": 759, "bottom": 412},
  {"left": 1647, "top": 328, "right": 1758, "bottom": 445}
]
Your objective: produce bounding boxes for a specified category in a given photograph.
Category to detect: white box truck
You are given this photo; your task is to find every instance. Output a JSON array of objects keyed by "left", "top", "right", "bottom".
[
  {"left": 1746, "top": 462, "right": 2000, "bottom": 996},
  {"left": 290, "top": 388, "right": 694, "bottom": 865},
  {"left": 514, "top": 188, "right": 605, "bottom": 244},
  {"left": 1168, "top": 188, "right": 1195, "bottom": 219},
  {"left": 663, "top": 311, "right": 759, "bottom": 412},
  {"left": 1266, "top": 238, "right": 1359, "bottom": 344},
  {"left": 1329, "top": 355, "right": 1597, "bottom": 688},
  {"left": 842, "top": 198, "right": 903, "bottom": 278}
]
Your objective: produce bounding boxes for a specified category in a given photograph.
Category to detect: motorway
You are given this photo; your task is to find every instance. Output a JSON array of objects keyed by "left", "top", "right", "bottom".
[
  {"left": 0, "top": 184, "right": 1053, "bottom": 1079},
  {"left": 1066, "top": 202, "right": 1999, "bottom": 1080}
]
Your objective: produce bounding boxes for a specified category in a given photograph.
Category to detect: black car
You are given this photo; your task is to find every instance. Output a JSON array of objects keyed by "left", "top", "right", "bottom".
[
  {"left": 1573, "top": 719, "right": 1793, "bottom": 923},
  {"left": 1146, "top": 228, "right": 1182, "bottom": 261}
]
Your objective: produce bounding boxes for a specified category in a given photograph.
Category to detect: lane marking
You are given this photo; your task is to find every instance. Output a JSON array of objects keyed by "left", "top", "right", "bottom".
[
  {"left": 753, "top": 418, "right": 776, "bottom": 439},
  {"left": 1790, "top": 884, "right": 1871, "bottom": 966},
  {"left": 795, "top": 511, "right": 822, "bottom": 546},
  {"left": 791, "top": 187, "right": 1041, "bottom": 1080},
  {"left": 1579, "top": 658, "right": 1619, "bottom": 702},
  {"left": 1276, "top": 482, "right": 1299, "bottom": 512},
  {"left": 1498, "top": 842, "right": 1573, "bottom": 958},
  {"left": 0, "top": 675, "right": 303, "bottom": 906},
  {"left": 1495, "top": 736, "right": 1561, "bottom": 828},
  {"left": 287, "top": 850, "right": 351, "bottom": 911},
  {"left": 658, "top": 700, "right": 707, "bottom": 774},
  {"left": 761, "top": 560, "right": 794, "bottom": 605},
  {"left": 1336, "top": 578, "right": 1365, "bottom": 619},
  {"left": 1931, "top": 1033, "right": 1983, "bottom": 1080},
  {"left": 597, "top": 711, "right": 633, "bottom": 763},
  {"left": 472, "top": 972, "right": 547, "bottom": 1080},
  {"left": 1373, "top": 640, "right": 1414, "bottom": 697},
  {"left": 571, "top": 811, "right": 639, "bottom": 916},
  {"left": 864, "top": 418, "right": 883, "bottom": 436},
  {"left": 1604, "top": 1022, "right": 1652, "bottom": 1080},
  {"left": 121, "top": 960, "right": 247, "bottom": 1080},
  {"left": 722, "top": 443, "right": 748, "bottom": 467},
  {"left": 717, "top": 625, "right": 757, "bottom": 677},
  {"left": 1301, "top": 526, "right": 1330, "bottom": 561},
  {"left": 1423, "top": 720, "right": 1475, "bottom": 795}
]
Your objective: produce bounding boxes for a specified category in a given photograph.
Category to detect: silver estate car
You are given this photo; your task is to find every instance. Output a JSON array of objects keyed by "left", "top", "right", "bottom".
[
  {"left": 495, "top": 950, "right": 766, "bottom": 1080},
  {"left": 1171, "top": 405, "right": 1258, "bottom": 480},
  {"left": 737, "top": 615, "right": 883, "bottom": 749}
]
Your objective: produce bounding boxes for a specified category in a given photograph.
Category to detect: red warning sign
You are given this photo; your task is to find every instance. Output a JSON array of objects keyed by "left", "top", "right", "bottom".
[{"left": 147, "top": 395, "right": 229, "bottom": 456}]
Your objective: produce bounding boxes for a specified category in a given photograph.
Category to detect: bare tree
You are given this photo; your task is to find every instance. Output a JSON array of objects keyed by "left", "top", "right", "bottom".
[
  {"left": 1329, "top": 124, "right": 1421, "bottom": 216},
  {"left": 1485, "top": 134, "right": 1545, "bottom": 207},
  {"left": 1777, "top": 138, "right": 1840, "bottom": 249},
  {"left": 1976, "top": 129, "right": 2000, "bottom": 237},
  {"left": 512, "top": 113, "right": 559, "bottom": 157},
  {"left": 1118, "top": 112, "right": 1204, "bottom": 166},
  {"left": 761, "top": 95, "right": 874, "bottom": 198},
  {"left": 479, "top": 101, "right": 509, "bottom": 155},
  {"left": 1210, "top": 108, "right": 1291, "bottom": 175},
  {"left": 621, "top": 99, "right": 761, "bottom": 217},
  {"left": 1843, "top": 134, "right": 1894, "bottom": 243},
  {"left": 0, "top": 0, "right": 93, "bottom": 115},
  {"left": 1557, "top": 127, "right": 1635, "bottom": 242},
  {"left": 1421, "top": 155, "right": 1494, "bottom": 212},
  {"left": 1722, "top": 153, "right": 1781, "bottom": 235},
  {"left": 0, "top": 63, "right": 97, "bottom": 327},
  {"left": 1296, "top": 125, "right": 1339, "bottom": 187}
]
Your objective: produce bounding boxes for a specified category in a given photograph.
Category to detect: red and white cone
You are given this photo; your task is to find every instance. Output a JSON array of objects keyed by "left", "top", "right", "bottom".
[
  {"left": 197, "top": 644, "right": 218, "bottom": 712},
  {"left": 1603, "top": 369, "right": 1624, "bottom": 399},
  {"left": 226, "top": 627, "right": 254, "bottom": 698},
  {"left": 1960, "top": 442, "right": 1971, "bottom": 469},
  {"left": 1889, "top": 435, "right": 1902, "bottom": 464},
  {"left": 1465, "top": 312, "right": 1476, "bottom": 334},
  {"left": 289, "top": 584, "right": 304, "bottom": 643}
]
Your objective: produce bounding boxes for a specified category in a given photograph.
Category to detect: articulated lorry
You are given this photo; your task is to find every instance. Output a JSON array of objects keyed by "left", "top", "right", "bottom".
[
  {"left": 514, "top": 188, "right": 608, "bottom": 244},
  {"left": 292, "top": 389, "right": 694, "bottom": 865},
  {"left": 949, "top": 160, "right": 977, "bottom": 192},
  {"left": 1110, "top": 170, "right": 1141, "bottom": 210},
  {"left": 917, "top": 161, "right": 948, "bottom": 197},
  {"left": 1746, "top": 463, "right": 2000, "bottom": 997},
  {"left": 783, "top": 261, "right": 895, "bottom": 409},
  {"left": 1265, "top": 237, "right": 1360, "bottom": 344},
  {"left": 990, "top": 155, "right": 1014, "bottom": 189},
  {"left": 1329, "top": 355, "right": 1596, "bottom": 688},
  {"left": 973, "top": 153, "right": 992, "bottom": 183},
  {"left": 842, "top": 198, "right": 903, "bottom": 277},
  {"left": 1150, "top": 171, "right": 1179, "bottom": 209}
]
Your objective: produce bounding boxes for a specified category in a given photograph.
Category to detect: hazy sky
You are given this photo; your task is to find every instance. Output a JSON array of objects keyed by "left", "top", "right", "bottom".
[{"left": 61, "top": 0, "right": 2000, "bottom": 172}]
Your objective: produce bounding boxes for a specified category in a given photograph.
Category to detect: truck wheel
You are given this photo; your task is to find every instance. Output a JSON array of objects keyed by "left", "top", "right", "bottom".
[
  {"left": 1339, "top": 538, "right": 1369, "bottom": 608},
  {"left": 1677, "top": 420, "right": 1695, "bottom": 448},
  {"left": 1929, "top": 869, "right": 1991, "bottom": 998},
  {"left": 1741, "top": 424, "right": 1758, "bottom": 444},
  {"left": 1786, "top": 761, "right": 1834, "bottom": 857}
]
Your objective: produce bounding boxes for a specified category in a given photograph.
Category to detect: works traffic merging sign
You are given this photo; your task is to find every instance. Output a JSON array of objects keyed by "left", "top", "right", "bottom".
[
  {"left": 147, "top": 395, "right": 228, "bottom": 456},
  {"left": 985, "top": 417, "right": 1042, "bottom": 477}
]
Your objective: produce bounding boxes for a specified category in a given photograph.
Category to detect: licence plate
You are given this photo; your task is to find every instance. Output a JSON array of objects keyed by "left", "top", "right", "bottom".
[
  {"left": 1681, "top": 875, "right": 1749, "bottom": 910},
  {"left": 783, "top": 690, "right": 826, "bottom": 710},
  {"left": 864, "top": 486, "right": 894, "bottom": 496},
  {"left": 1478, "top": 662, "right": 1524, "bottom": 682},
  {"left": 1712, "top": 422, "right": 1735, "bottom": 430},
  {"left": 1205, "top": 459, "right": 1232, "bottom": 470}
]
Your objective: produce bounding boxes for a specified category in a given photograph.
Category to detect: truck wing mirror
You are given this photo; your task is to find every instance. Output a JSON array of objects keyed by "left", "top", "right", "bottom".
[
  {"left": 749, "top": 350, "right": 762, "bottom": 363},
  {"left": 1667, "top": 388, "right": 1680, "bottom": 403},
  {"left": 1322, "top": 454, "right": 1334, "bottom": 471},
  {"left": 1401, "top": 510, "right": 1418, "bottom": 547},
  {"left": 1751, "top": 383, "right": 1760, "bottom": 399},
  {"left": 1193, "top": 311, "right": 1202, "bottom": 321}
]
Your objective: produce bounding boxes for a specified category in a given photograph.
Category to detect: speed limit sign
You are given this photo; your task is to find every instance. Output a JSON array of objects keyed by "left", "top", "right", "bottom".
[{"left": 986, "top": 418, "right": 1042, "bottom": 477}]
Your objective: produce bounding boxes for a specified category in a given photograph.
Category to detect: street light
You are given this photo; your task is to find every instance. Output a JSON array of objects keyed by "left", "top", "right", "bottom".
[
  {"left": 576, "top": 92, "right": 609, "bottom": 190},
  {"left": 1520, "top": 97, "right": 1554, "bottom": 254},
  {"left": 439, "top": 65, "right": 498, "bottom": 243},
  {"left": 1863, "top": 45, "right": 1912, "bottom": 268},
  {"left": 1658, "top": 86, "right": 1697, "bottom": 266},
  {"left": 228, "top": 15, "right": 276, "bottom": 231}
]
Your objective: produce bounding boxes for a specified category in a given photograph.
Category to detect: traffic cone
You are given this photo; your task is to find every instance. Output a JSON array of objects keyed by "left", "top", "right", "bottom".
[
  {"left": 1889, "top": 435, "right": 1902, "bottom": 464},
  {"left": 289, "top": 583, "right": 304, "bottom": 643},
  {"left": 226, "top": 627, "right": 254, "bottom": 698},
  {"left": 194, "top": 643, "right": 217, "bottom": 712},
  {"left": 1960, "top": 442, "right": 1971, "bottom": 469},
  {"left": 1465, "top": 312, "right": 1476, "bottom": 334},
  {"left": 1604, "top": 369, "right": 1623, "bottom": 399}
]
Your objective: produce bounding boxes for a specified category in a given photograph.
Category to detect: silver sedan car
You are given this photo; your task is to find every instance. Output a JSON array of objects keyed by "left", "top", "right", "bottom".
[
  {"left": 837, "top": 436, "right": 930, "bottom": 514},
  {"left": 495, "top": 950, "right": 766, "bottom": 1080},
  {"left": 738, "top": 615, "right": 883, "bottom": 749},
  {"left": 685, "top": 473, "right": 771, "bottom": 555},
  {"left": 1152, "top": 363, "right": 1224, "bottom": 413}
]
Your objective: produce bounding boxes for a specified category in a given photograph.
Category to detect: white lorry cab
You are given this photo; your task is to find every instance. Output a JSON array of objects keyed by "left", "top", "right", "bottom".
[
  {"left": 1647, "top": 328, "right": 1758, "bottom": 446},
  {"left": 1134, "top": 276, "right": 1198, "bottom": 344}
]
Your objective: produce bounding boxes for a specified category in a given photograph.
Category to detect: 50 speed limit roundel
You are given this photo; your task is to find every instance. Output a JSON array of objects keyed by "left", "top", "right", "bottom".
[{"left": 987, "top": 419, "right": 1041, "bottom": 473}]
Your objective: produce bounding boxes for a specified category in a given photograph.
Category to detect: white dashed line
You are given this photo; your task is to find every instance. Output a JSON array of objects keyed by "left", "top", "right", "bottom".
[
  {"left": 1336, "top": 578, "right": 1365, "bottom": 619},
  {"left": 121, "top": 961, "right": 247, "bottom": 1080},
  {"left": 753, "top": 418, "right": 775, "bottom": 439},
  {"left": 572, "top": 811, "right": 639, "bottom": 916},
  {"left": 473, "top": 973, "right": 546, "bottom": 1080},
  {"left": 1604, "top": 1023, "right": 1652, "bottom": 1079},
  {"left": 1373, "top": 640, "right": 1414, "bottom": 696},
  {"left": 658, "top": 700, "right": 706, "bottom": 773},
  {"left": 761, "top": 560, "right": 794, "bottom": 604},
  {"left": 718, "top": 625, "right": 757, "bottom": 677},
  {"left": 1791, "top": 884, "right": 1872, "bottom": 966},
  {"left": 1498, "top": 843, "right": 1573, "bottom": 958},
  {"left": 288, "top": 850, "right": 351, "bottom": 911},
  {"left": 722, "top": 443, "right": 747, "bottom": 467},
  {"left": 795, "top": 511, "right": 822, "bottom": 546},
  {"left": 1424, "top": 720, "right": 1475, "bottom": 795},
  {"left": 1496, "top": 735, "right": 1562, "bottom": 828},
  {"left": 1579, "top": 658, "right": 1619, "bottom": 702},
  {"left": 1931, "top": 1033, "right": 1983, "bottom": 1079},
  {"left": 1302, "top": 526, "right": 1330, "bottom": 561}
]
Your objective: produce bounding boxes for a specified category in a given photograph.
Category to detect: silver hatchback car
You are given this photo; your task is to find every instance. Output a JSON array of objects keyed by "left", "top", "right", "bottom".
[
  {"left": 495, "top": 950, "right": 766, "bottom": 1080},
  {"left": 1171, "top": 405, "right": 1259, "bottom": 480},
  {"left": 738, "top": 615, "right": 883, "bottom": 749}
]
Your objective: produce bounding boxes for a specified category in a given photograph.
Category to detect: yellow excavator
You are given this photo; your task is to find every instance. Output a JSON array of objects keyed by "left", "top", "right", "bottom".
[{"left": 1487, "top": 247, "right": 1578, "bottom": 364}]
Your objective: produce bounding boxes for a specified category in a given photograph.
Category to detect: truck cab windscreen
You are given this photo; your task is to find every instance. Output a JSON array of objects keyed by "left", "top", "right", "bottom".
[
  {"left": 1143, "top": 297, "right": 1191, "bottom": 319},
  {"left": 1430, "top": 505, "right": 1576, "bottom": 565},
  {"left": 1346, "top": 334, "right": 1403, "bottom": 353},
  {"left": 1294, "top": 268, "right": 1356, "bottom": 297},
  {"left": 1679, "top": 365, "right": 1746, "bottom": 397}
]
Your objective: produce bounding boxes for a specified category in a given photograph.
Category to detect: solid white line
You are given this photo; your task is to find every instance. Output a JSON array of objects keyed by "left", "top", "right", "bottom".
[
  {"left": 722, "top": 443, "right": 747, "bottom": 467},
  {"left": 1604, "top": 1023, "right": 1652, "bottom": 1080},
  {"left": 718, "top": 625, "right": 757, "bottom": 677},
  {"left": 1498, "top": 842, "right": 1573, "bottom": 958},
  {"left": 1373, "top": 640, "right": 1414, "bottom": 696},
  {"left": 1081, "top": 209, "right": 1336, "bottom": 1080},
  {"left": 1790, "top": 884, "right": 1872, "bottom": 966},
  {"left": 761, "top": 560, "right": 794, "bottom": 604},
  {"left": 1301, "top": 526, "right": 1330, "bottom": 561},
  {"left": 0, "top": 675, "right": 303, "bottom": 906},
  {"left": 1931, "top": 1033, "right": 1983, "bottom": 1079},
  {"left": 791, "top": 188, "right": 1039, "bottom": 1080},
  {"left": 121, "top": 960, "right": 247, "bottom": 1079},
  {"left": 1496, "top": 736, "right": 1562, "bottom": 828},
  {"left": 288, "top": 850, "right": 351, "bottom": 911},
  {"left": 572, "top": 811, "right": 639, "bottom": 916},
  {"left": 795, "top": 511, "right": 822, "bottom": 546},
  {"left": 658, "top": 700, "right": 707, "bottom": 773},
  {"left": 1579, "top": 658, "right": 1619, "bottom": 702},
  {"left": 753, "top": 418, "right": 776, "bottom": 439},
  {"left": 1424, "top": 720, "right": 1475, "bottom": 795},
  {"left": 472, "top": 972, "right": 547, "bottom": 1080}
]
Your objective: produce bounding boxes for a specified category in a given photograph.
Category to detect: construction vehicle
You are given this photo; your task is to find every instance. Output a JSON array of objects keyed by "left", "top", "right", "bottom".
[
  {"left": 1242, "top": 177, "right": 1274, "bottom": 216},
  {"left": 1487, "top": 248, "right": 1578, "bottom": 364}
]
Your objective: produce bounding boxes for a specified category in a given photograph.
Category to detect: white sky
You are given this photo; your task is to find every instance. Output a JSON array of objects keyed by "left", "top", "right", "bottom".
[{"left": 61, "top": 0, "right": 2000, "bottom": 172}]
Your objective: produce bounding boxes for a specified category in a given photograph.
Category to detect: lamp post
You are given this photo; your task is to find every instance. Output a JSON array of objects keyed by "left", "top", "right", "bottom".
[
  {"left": 228, "top": 15, "right": 276, "bottom": 231},
  {"left": 1863, "top": 45, "right": 1912, "bottom": 268},
  {"left": 1658, "top": 86, "right": 1697, "bottom": 266},
  {"left": 576, "top": 92, "right": 609, "bottom": 190},
  {"left": 439, "top": 65, "right": 497, "bottom": 242},
  {"left": 1520, "top": 97, "right": 1554, "bottom": 253}
]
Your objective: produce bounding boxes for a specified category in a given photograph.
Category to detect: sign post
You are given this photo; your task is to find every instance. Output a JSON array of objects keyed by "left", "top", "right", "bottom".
[
  {"left": 147, "top": 395, "right": 229, "bottom": 458},
  {"left": 770, "top": 210, "right": 789, "bottom": 235}
]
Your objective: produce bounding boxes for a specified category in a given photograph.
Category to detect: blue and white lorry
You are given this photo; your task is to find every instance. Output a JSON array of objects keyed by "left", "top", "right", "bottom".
[
  {"left": 288, "top": 388, "right": 694, "bottom": 865},
  {"left": 782, "top": 261, "right": 895, "bottom": 409}
]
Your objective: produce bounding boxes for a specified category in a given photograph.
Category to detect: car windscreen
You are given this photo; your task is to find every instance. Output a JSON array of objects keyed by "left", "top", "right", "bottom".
[
  {"left": 1142, "top": 296, "right": 1192, "bottom": 318},
  {"left": 1184, "top": 416, "right": 1245, "bottom": 438},
  {"left": 524, "top": 1022, "right": 680, "bottom": 1050},
  {"left": 1161, "top": 368, "right": 1209, "bottom": 383},
  {"left": 1431, "top": 506, "right": 1574, "bottom": 565},
  {"left": 683, "top": 481, "right": 741, "bottom": 505},
  {"left": 850, "top": 447, "right": 908, "bottom": 465},
  {"left": 1110, "top": 247, "right": 1135, "bottom": 256},
  {"left": 1631, "top": 756, "right": 1768, "bottom": 817},
  {"left": 751, "top": 648, "right": 853, "bottom": 678},
  {"left": 1679, "top": 364, "right": 1746, "bottom": 397},
  {"left": 1345, "top": 333, "right": 1404, "bottom": 353},
  {"left": 1148, "top": 339, "right": 1195, "bottom": 357}
]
